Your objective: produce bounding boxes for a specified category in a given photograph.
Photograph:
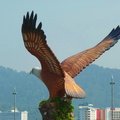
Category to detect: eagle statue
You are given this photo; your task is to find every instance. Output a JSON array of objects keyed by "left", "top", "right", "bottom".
[{"left": 21, "top": 11, "right": 120, "bottom": 99}]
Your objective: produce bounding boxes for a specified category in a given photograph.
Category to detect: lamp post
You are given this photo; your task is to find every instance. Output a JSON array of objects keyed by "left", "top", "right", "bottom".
[
  {"left": 13, "top": 88, "right": 16, "bottom": 120},
  {"left": 110, "top": 75, "right": 115, "bottom": 120}
]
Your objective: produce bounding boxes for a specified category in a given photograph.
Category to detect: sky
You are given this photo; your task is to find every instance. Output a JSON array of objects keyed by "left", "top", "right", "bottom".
[{"left": 0, "top": 0, "right": 120, "bottom": 72}]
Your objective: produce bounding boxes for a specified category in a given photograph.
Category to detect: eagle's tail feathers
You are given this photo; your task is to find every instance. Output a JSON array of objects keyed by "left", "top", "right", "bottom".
[{"left": 64, "top": 73, "right": 86, "bottom": 98}]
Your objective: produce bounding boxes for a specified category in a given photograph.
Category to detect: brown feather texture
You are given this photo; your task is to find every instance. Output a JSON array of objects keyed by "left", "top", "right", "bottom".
[
  {"left": 61, "top": 26, "right": 120, "bottom": 78},
  {"left": 22, "top": 11, "right": 120, "bottom": 99}
]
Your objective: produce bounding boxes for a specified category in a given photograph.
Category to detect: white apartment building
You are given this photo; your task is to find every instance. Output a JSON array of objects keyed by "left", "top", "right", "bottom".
[
  {"left": 105, "top": 107, "right": 120, "bottom": 120},
  {"left": 78, "top": 104, "right": 96, "bottom": 120},
  {"left": 86, "top": 107, "right": 96, "bottom": 120}
]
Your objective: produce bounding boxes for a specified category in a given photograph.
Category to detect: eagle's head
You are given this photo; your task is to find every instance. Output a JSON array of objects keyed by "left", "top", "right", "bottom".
[{"left": 30, "top": 67, "right": 42, "bottom": 80}]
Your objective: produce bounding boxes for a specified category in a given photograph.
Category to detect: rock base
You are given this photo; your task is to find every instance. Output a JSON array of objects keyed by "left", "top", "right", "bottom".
[{"left": 39, "top": 97, "right": 74, "bottom": 120}]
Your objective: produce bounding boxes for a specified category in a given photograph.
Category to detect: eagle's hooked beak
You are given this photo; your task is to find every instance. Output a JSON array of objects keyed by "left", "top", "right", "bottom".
[{"left": 29, "top": 69, "right": 32, "bottom": 74}]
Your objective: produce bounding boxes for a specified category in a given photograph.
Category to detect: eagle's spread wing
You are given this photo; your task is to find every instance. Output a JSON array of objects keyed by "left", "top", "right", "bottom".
[
  {"left": 61, "top": 26, "right": 120, "bottom": 78},
  {"left": 22, "top": 11, "right": 64, "bottom": 77}
]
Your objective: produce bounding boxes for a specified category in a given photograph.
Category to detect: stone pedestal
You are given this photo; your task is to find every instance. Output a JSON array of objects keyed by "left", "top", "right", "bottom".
[{"left": 39, "top": 97, "right": 74, "bottom": 120}]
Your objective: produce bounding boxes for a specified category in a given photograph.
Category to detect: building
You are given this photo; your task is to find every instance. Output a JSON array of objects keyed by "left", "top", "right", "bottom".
[
  {"left": 78, "top": 104, "right": 97, "bottom": 120},
  {"left": 78, "top": 104, "right": 120, "bottom": 120},
  {"left": 96, "top": 109, "right": 105, "bottom": 120},
  {"left": 105, "top": 107, "right": 120, "bottom": 120},
  {"left": 78, "top": 104, "right": 105, "bottom": 120},
  {"left": 86, "top": 106, "right": 96, "bottom": 120},
  {"left": 78, "top": 103, "right": 88, "bottom": 120},
  {"left": 0, "top": 108, "right": 28, "bottom": 120}
]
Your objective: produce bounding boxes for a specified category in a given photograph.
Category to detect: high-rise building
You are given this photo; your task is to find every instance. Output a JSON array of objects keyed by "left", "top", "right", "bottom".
[
  {"left": 86, "top": 107, "right": 96, "bottom": 120},
  {"left": 78, "top": 103, "right": 88, "bottom": 120},
  {"left": 78, "top": 104, "right": 120, "bottom": 120},
  {"left": 78, "top": 104, "right": 97, "bottom": 120},
  {"left": 96, "top": 109, "right": 105, "bottom": 120},
  {"left": 78, "top": 104, "right": 106, "bottom": 120},
  {"left": 105, "top": 107, "right": 120, "bottom": 120}
]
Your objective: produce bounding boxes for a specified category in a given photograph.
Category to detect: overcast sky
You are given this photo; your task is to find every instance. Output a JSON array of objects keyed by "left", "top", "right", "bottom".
[{"left": 0, "top": 0, "right": 120, "bottom": 72}]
